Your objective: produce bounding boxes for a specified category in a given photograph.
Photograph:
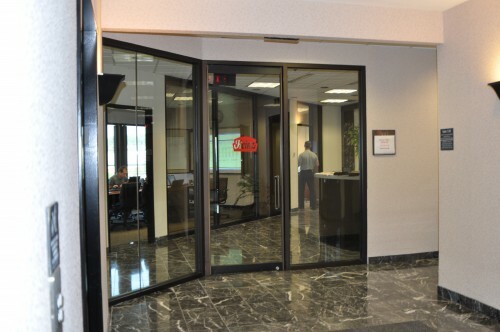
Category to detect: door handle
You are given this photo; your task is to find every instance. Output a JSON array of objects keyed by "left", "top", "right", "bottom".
[{"left": 274, "top": 175, "right": 280, "bottom": 210}]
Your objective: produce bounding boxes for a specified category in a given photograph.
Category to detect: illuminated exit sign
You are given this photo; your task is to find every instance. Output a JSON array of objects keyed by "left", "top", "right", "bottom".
[{"left": 212, "top": 73, "right": 236, "bottom": 86}]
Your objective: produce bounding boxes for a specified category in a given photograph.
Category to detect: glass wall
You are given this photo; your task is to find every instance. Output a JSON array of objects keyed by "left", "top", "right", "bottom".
[
  {"left": 288, "top": 68, "right": 362, "bottom": 266},
  {"left": 103, "top": 44, "right": 200, "bottom": 299}
]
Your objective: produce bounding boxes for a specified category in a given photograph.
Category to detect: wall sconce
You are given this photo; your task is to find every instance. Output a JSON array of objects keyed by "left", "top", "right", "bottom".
[
  {"left": 488, "top": 81, "right": 500, "bottom": 99},
  {"left": 98, "top": 73, "right": 125, "bottom": 105}
]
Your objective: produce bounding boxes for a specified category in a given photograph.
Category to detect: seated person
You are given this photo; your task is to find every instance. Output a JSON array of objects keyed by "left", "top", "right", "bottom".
[{"left": 109, "top": 166, "right": 128, "bottom": 188}]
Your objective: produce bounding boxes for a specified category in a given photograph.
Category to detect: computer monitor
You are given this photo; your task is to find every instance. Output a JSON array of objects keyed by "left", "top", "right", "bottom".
[
  {"left": 167, "top": 174, "right": 175, "bottom": 186},
  {"left": 128, "top": 176, "right": 140, "bottom": 183},
  {"left": 171, "top": 179, "right": 184, "bottom": 187}
]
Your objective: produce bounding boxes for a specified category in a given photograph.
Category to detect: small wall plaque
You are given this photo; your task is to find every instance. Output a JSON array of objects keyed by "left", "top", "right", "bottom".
[
  {"left": 440, "top": 128, "right": 454, "bottom": 151},
  {"left": 373, "top": 130, "right": 396, "bottom": 155}
]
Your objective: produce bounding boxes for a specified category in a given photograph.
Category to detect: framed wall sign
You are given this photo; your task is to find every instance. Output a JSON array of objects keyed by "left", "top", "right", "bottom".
[{"left": 373, "top": 130, "right": 396, "bottom": 155}]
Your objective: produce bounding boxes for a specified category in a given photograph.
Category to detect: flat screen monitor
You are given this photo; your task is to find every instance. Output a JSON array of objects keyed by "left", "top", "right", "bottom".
[
  {"left": 128, "top": 176, "right": 140, "bottom": 183},
  {"left": 171, "top": 179, "right": 184, "bottom": 187},
  {"left": 167, "top": 174, "right": 175, "bottom": 185}
]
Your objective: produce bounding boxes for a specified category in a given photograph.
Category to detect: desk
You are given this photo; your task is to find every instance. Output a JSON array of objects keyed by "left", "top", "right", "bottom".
[{"left": 315, "top": 172, "right": 360, "bottom": 249}]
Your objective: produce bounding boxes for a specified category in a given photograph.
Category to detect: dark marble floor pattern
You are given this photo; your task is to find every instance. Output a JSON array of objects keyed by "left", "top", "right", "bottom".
[
  {"left": 110, "top": 259, "right": 500, "bottom": 331},
  {"left": 108, "top": 208, "right": 359, "bottom": 297}
]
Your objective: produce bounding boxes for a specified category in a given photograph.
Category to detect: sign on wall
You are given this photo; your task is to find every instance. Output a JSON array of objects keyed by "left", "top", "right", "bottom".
[
  {"left": 440, "top": 128, "right": 454, "bottom": 151},
  {"left": 373, "top": 130, "right": 396, "bottom": 155}
]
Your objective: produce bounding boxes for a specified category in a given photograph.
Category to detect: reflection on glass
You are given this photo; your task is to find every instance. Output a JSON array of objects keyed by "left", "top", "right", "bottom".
[
  {"left": 107, "top": 125, "right": 116, "bottom": 177},
  {"left": 104, "top": 45, "right": 198, "bottom": 299},
  {"left": 288, "top": 68, "right": 361, "bottom": 266}
]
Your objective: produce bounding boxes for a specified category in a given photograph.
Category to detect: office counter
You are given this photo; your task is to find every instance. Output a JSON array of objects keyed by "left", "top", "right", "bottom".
[{"left": 315, "top": 172, "right": 361, "bottom": 250}]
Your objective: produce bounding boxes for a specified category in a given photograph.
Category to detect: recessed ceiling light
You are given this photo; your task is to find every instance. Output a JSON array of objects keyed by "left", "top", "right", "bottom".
[
  {"left": 165, "top": 92, "right": 175, "bottom": 98},
  {"left": 124, "top": 81, "right": 154, "bottom": 86},
  {"left": 248, "top": 82, "right": 280, "bottom": 88},
  {"left": 131, "top": 96, "right": 154, "bottom": 100},
  {"left": 297, "top": 107, "right": 309, "bottom": 113},
  {"left": 320, "top": 99, "right": 348, "bottom": 103},
  {"left": 325, "top": 89, "right": 357, "bottom": 94},
  {"left": 174, "top": 96, "right": 193, "bottom": 101}
]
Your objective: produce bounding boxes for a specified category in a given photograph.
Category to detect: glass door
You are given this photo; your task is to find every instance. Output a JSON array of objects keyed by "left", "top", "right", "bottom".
[
  {"left": 287, "top": 67, "right": 363, "bottom": 267},
  {"left": 103, "top": 43, "right": 201, "bottom": 301},
  {"left": 208, "top": 65, "right": 283, "bottom": 272}
]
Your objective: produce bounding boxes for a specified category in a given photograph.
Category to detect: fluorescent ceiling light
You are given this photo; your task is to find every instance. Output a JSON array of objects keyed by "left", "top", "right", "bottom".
[
  {"left": 174, "top": 96, "right": 193, "bottom": 101},
  {"left": 125, "top": 81, "right": 154, "bottom": 86},
  {"left": 321, "top": 99, "right": 348, "bottom": 104},
  {"left": 248, "top": 82, "right": 280, "bottom": 88},
  {"left": 325, "top": 89, "right": 357, "bottom": 94},
  {"left": 137, "top": 54, "right": 154, "bottom": 62},
  {"left": 113, "top": 54, "right": 154, "bottom": 63},
  {"left": 297, "top": 107, "right": 309, "bottom": 113},
  {"left": 165, "top": 92, "right": 175, "bottom": 98},
  {"left": 131, "top": 96, "right": 154, "bottom": 100},
  {"left": 264, "top": 103, "right": 280, "bottom": 107}
]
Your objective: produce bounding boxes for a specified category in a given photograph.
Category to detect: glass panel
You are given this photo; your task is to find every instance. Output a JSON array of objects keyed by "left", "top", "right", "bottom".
[
  {"left": 104, "top": 45, "right": 198, "bottom": 299},
  {"left": 107, "top": 124, "right": 116, "bottom": 177},
  {"left": 103, "top": 46, "right": 141, "bottom": 297},
  {"left": 288, "top": 68, "right": 361, "bottom": 265},
  {"left": 137, "top": 52, "right": 197, "bottom": 287},
  {"left": 209, "top": 68, "right": 282, "bottom": 268}
]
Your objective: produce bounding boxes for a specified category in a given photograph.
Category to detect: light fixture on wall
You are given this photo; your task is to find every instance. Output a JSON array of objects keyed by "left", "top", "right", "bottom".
[{"left": 488, "top": 81, "right": 500, "bottom": 99}]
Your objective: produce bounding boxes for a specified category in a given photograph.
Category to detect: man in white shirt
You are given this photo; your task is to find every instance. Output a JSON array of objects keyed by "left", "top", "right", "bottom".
[{"left": 298, "top": 141, "right": 319, "bottom": 209}]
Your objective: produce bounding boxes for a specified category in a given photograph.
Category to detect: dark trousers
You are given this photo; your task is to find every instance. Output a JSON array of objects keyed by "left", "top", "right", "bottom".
[{"left": 299, "top": 170, "right": 316, "bottom": 209}]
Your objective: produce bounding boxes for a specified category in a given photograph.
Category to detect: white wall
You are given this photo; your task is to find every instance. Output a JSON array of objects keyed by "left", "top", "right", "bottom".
[
  {"left": 0, "top": 0, "right": 83, "bottom": 331},
  {"left": 101, "top": 0, "right": 443, "bottom": 45},
  {"left": 107, "top": 33, "right": 439, "bottom": 259},
  {"left": 438, "top": 0, "right": 500, "bottom": 310},
  {"left": 322, "top": 105, "right": 343, "bottom": 173}
]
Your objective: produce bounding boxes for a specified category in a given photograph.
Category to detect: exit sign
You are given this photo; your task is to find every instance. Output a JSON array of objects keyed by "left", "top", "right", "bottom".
[{"left": 213, "top": 73, "right": 236, "bottom": 86}]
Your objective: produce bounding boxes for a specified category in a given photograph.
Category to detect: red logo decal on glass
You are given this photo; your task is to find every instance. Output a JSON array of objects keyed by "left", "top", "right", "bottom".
[{"left": 233, "top": 136, "right": 258, "bottom": 152}]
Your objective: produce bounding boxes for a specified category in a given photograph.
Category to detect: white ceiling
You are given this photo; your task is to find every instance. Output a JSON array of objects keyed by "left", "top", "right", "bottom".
[{"left": 301, "top": 0, "right": 468, "bottom": 11}]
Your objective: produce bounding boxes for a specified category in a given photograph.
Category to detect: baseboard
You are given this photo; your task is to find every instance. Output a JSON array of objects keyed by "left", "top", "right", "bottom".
[
  {"left": 369, "top": 251, "right": 438, "bottom": 264},
  {"left": 438, "top": 286, "right": 500, "bottom": 321}
]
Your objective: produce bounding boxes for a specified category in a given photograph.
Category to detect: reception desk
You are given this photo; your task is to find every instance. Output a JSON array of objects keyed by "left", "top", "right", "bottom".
[{"left": 315, "top": 172, "right": 360, "bottom": 250}]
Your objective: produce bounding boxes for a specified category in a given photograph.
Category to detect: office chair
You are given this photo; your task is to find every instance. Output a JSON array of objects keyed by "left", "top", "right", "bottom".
[
  {"left": 216, "top": 177, "right": 230, "bottom": 219},
  {"left": 119, "top": 183, "right": 140, "bottom": 228},
  {"left": 218, "top": 177, "right": 228, "bottom": 205}
]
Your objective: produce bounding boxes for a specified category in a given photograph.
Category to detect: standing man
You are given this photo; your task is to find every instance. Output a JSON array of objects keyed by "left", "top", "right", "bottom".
[{"left": 298, "top": 141, "right": 319, "bottom": 209}]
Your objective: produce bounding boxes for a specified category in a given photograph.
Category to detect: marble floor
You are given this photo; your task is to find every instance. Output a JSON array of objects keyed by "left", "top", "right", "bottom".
[
  {"left": 109, "top": 258, "right": 500, "bottom": 331},
  {"left": 108, "top": 207, "right": 361, "bottom": 297}
]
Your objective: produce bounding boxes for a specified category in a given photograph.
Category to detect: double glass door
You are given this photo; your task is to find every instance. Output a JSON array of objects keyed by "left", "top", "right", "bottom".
[
  {"left": 208, "top": 65, "right": 283, "bottom": 271},
  {"left": 207, "top": 64, "right": 364, "bottom": 272}
]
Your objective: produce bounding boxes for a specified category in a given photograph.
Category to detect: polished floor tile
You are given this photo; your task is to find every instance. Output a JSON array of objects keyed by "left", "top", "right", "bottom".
[
  {"left": 108, "top": 207, "right": 360, "bottom": 298},
  {"left": 110, "top": 259, "right": 500, "bottom": 331}
]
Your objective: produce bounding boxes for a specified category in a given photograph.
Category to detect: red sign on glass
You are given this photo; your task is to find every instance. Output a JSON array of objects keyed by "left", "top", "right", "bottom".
[{"left": 233, "top": 136, "right": 258, "bottom": 152}]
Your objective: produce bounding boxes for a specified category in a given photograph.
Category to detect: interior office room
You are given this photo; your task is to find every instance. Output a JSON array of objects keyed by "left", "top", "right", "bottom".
[{"left": 3, "top": 0, "right": 500, "bottom": 331}]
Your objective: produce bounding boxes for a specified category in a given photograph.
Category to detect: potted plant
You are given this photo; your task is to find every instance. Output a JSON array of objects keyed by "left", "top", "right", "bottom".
[{"left": 343, "top": 123, "right": 359, "bottom": 171}]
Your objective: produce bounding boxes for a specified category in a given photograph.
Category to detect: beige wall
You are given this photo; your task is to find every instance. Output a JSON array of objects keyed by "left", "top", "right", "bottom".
[
  {"left": 106, "top": 33, "right": 439, "bottom": 259},
  {"left": 102, "top": 0, "right": 443, "bottom": 45},
  {"left": 322, "top": 105, "right": 343, "bottom": 173},
  {"left": 0, "top": 0, "right": 83, "bottom": 330},
  {"left": 438, "top": 0, "right": 500, "bottom": 310}
]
